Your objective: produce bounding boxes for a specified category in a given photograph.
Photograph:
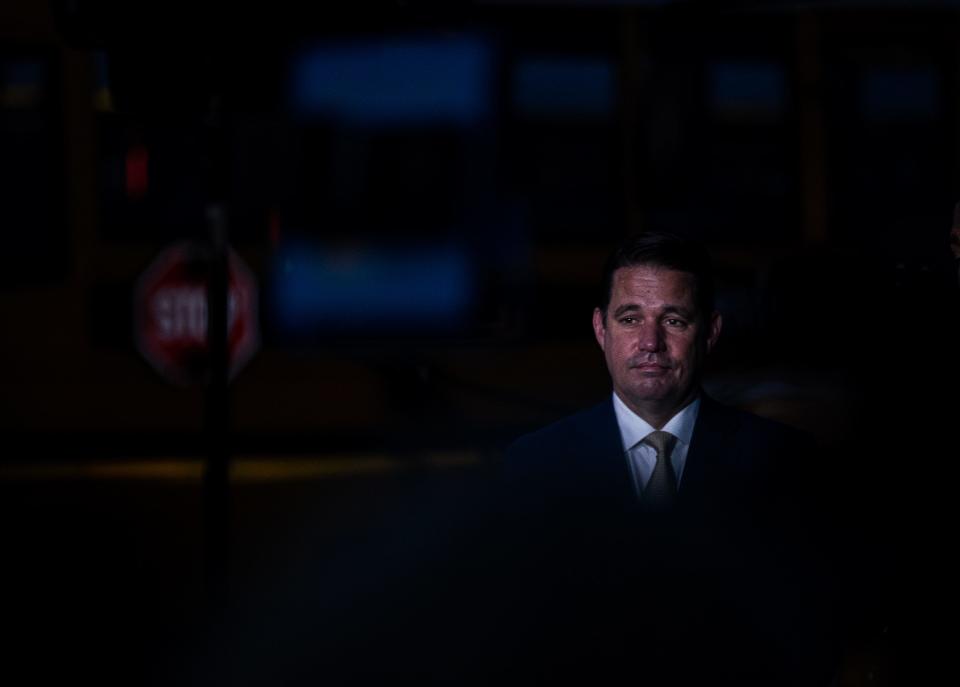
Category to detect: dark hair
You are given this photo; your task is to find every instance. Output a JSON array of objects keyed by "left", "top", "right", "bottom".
[{"left": 598, "top": 232, "right": 716, "bottom": 318}]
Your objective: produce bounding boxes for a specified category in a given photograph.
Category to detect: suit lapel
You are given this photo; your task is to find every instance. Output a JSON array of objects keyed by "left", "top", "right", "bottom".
[
  {"left": 582, "top": 395, "right": 746, "bottom": 514},
  {"left": 677, "top": 394, "right": 741, "bottom": 510},
  {"left": 572, "top": 395, "right": 746, "bottom": 515},
  {"left": 574, "top": 399, "right": 638, "bottom": 513}
]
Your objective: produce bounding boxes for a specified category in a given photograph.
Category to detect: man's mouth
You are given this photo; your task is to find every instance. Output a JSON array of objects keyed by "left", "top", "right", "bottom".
[{"left": 630, "top": 361, "right": 670, "bottom": 372}]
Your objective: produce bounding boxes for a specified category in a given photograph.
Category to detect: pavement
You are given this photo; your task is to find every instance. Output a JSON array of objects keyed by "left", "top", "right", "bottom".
[{"left": 1, "top": 452, "right": 495, "bottom": 685}]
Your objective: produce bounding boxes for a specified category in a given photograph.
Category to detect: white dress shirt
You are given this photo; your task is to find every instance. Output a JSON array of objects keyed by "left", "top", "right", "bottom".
[{"left": 611, "top": 392, "right": 701, "bottom": 497}]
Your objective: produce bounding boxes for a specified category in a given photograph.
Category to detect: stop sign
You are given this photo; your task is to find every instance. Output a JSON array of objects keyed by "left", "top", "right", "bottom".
[{"left": 135, "top": 241, "right": 259, "bottom": 385}]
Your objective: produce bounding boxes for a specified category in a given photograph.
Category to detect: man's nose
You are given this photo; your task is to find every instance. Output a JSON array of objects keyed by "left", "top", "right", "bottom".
[{"left": 637, "top": 323, "right": 665, "bottom": 352}]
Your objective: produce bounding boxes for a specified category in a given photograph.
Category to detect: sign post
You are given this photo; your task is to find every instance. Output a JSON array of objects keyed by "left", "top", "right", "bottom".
[{"left": 135, "top": 236, "right": 259, "bottom": 608}]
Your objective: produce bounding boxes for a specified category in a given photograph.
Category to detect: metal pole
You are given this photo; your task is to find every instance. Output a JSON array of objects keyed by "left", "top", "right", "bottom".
[{"left": 203, "top": 91, "right": 231, "bottom": 610}]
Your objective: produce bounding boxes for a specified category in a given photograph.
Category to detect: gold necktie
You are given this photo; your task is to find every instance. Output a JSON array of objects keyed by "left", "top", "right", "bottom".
[{"left": 643, "top": 430, "right": 677, "bottom": 508}]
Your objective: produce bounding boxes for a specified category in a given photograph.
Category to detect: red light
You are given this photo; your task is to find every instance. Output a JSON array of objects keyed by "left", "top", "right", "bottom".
[
  {"left": 269, "top": 210, "right": 281, "bottom": 247},
  {"left": 125, "top": 144, "right": 149, "bottom": 200}
]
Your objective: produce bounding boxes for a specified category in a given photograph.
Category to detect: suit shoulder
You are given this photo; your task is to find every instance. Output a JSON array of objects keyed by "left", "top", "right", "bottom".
[
  {"left": 503, "top": 401, "right": 623, "bottom": 489},
  {"left": 500, "top": 401, "right": 622, "bottom": 507},
  {"left": 506, "top": 402, "right": 613, "bottom": 461},
  {"left": 705, "top": 397, "right": 815, "bottom": 448},
  {"left": 740, "top": 408, "right": 814, "bottom": 445}
]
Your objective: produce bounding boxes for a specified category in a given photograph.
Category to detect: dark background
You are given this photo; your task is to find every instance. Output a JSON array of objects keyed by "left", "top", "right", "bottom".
[{"left": 2, "top": 1, "right": 959, "bottom": 684}]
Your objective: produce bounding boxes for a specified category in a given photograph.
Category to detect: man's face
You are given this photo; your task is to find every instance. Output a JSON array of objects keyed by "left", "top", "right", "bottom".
[{"left": 592, "top": 265, "right": 721, "bottom": 425}]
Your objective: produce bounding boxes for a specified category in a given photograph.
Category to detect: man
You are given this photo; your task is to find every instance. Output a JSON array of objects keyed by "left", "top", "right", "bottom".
[{"left": 500, "top": 232, "right": 840, "bottom": 686}]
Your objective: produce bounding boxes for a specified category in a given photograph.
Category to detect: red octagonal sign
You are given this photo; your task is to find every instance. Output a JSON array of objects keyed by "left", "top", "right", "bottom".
[{"left": 135, "top": 241, "right": 259, "bottom": 385}]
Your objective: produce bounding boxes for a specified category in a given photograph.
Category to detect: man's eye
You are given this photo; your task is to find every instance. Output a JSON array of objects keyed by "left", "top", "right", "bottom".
[{"left": 665, "top": 318, "right": 687, "bottom": 328}]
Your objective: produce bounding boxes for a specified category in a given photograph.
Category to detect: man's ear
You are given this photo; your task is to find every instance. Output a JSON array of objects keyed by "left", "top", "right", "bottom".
[
  {"left": 592, "top": 307, "right": 606, "bottom": 351},
  {"left": 706, "top": 311, "right": 722, "bottom": 354}
]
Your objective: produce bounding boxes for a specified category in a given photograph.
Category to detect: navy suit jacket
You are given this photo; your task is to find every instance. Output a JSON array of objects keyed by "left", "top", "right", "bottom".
[
  {"left": 505, "top": 394, "right": 818, "bottom": 521},
  {"left": 496, "top": 394, "right": 840, "bottom": 686}
]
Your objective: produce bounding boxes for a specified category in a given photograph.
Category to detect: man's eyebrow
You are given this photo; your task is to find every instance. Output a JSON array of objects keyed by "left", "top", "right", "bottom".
[
  {"left": 662, "top": 305, "right": 695, "bottom": 319},
  {"left": 611, "top": 303, "right": 695, "bottom": 319},
  {"left": 612, "top": 304, "right": 640, "bottom": 318}
]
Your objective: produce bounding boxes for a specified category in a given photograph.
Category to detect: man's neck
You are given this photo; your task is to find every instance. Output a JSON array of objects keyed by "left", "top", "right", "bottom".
[{"left": 617, "top": 390, "right": 700, "bottom": 430}]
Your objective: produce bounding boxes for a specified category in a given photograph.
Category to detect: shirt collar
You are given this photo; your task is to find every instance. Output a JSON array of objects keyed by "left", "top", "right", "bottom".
[{"left": 612, "top": 391, "right": 701, "bottom": 452}]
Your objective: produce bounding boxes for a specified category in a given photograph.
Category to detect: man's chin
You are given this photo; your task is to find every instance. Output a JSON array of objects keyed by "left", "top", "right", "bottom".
[
  {"left": 620, "top": 384, "right": 698, "bottom": 412},
  {"left": 622, "top": 388, "right": 678, "bottom": 409}
]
